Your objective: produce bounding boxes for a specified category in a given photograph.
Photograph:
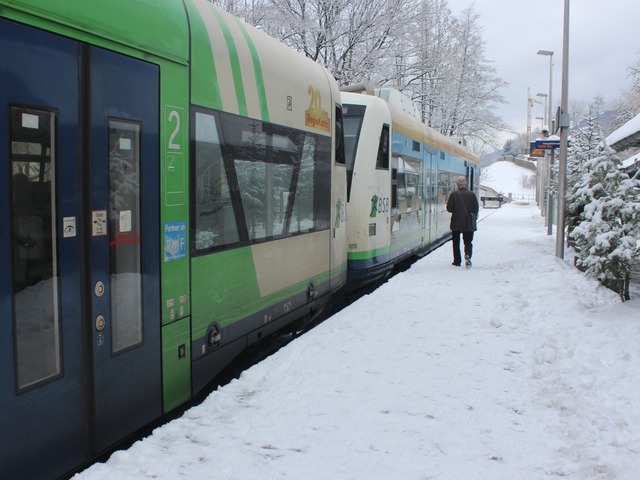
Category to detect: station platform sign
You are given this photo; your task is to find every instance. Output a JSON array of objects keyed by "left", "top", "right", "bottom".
[{"left": 529, "top": 138, "right": 561, "bottom": 157}]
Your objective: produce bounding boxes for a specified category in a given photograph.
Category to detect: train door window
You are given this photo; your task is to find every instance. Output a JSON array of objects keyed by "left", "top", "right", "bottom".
[
  {"left": 194, "top": 111, "right": 240, "bottom": 250},
  {"left": 396, "top": 156, "right": 407, "bottom": 212},
  {"left": 438, "top": 171, "right": 452, "bottom": 210},
  {"left": 10, "top": 106, "right": 61, "bottom": 391},
  {"left": 391, "top": 155, "right": 398, "bottom": 213},
  {"left": 404, "top": 157, "right": 421, "bottom": 212},
  {"left": 426, "top": 151, "right": 436, "bottom": 204},
  {"left": 108, "top": 119, "right": 143, "bottom": 353}
]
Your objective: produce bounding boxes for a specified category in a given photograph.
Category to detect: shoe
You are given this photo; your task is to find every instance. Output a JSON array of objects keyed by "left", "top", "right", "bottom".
[
  {"left": 452, "top": 262, "right": 461, "bottom": 267},
  {"left": 465, "top": 255, "right": 472, "bottom": 268}
]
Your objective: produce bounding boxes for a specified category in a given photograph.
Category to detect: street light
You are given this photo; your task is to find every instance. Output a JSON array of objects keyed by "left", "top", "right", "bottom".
[
  {"left": 536, "top": 93, "right": 548, "bottom": 126},
  {"left": 537, "top": 50, "right": 554, "bottom": 236},
  {"left": 527, "top": 89, "right": 543, "bottom": 145},
  {"left": 556, "top": 0, "right": 570, "bottom": 259},
  {"left": 537, "top": 50, "right": 554, "bottom": 131}
]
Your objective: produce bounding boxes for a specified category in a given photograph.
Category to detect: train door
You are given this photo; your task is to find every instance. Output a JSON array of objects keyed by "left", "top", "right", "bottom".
[
  {"left": 88, "top": 46, "right": 161, "bottom": 452},
  {"left": 0, "top": 19, "right": 88, "bottom": 480},
  {"left": 0, "top": 19, "right": 160, "bottom": 479},
  {"left": 425, "top": 151, "right": 437, "bottom": 245}
]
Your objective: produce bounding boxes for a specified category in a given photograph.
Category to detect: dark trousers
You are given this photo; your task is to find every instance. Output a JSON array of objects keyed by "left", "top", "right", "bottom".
[{"left": 451, "top": 230, "right": 474, "bottom": 265}]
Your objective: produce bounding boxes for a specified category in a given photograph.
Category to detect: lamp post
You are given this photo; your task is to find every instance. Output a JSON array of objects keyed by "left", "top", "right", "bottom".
[
  {"left": 536, "top": 93, "right": 548, "bottom": 126},
  {"left": 556, "top": 0, "right": 570, "bottom": 259},
  {"left": 537, "top": 50, "right": 554, "bottom": 234},
  {"left": 537, "top": 50, "right": 554, "bottom": 131},
  {"left": 527, "top": 89, "right": 542, "bottom": 145}
]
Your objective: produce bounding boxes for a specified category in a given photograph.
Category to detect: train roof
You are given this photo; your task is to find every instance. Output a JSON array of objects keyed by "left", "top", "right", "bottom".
[
  {"left": 0, "top": 0, "right": 190, "bottom": 63},
  {"left": 374, "top": 88, "right": 421, "bottom": 120},
  {"left": 1, "top": 0, "right": 340, "bottom": 131},
  {"left": 341, "top": 86, "right": 479, "bottom": 165},
  {"left": 389, "top": 103, "right": 478, "bottom": 165},
  {"left": 186, "top": 1, "right": 339, "bottom": 128}
]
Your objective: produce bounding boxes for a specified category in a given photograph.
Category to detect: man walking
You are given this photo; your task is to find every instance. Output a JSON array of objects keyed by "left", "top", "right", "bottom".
[{"left": 446, "top": 176, "right": 479, "bottom": 268}]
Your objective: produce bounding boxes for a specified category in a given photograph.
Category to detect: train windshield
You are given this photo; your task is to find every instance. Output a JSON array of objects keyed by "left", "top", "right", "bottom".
[
  {"left": 342, "top": 103, "right": 366, "bottom": 200},
  {"left": 342, "top": 104, "right": 365, "bottom": 174}
]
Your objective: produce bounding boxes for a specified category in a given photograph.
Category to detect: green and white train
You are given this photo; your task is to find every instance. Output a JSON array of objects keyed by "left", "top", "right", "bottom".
[
  {"left": 0, "top": 1, "right": 477, "bottom": 478},
  {"left": 342, "top": 86, "right": 479, "bottom": 288}
]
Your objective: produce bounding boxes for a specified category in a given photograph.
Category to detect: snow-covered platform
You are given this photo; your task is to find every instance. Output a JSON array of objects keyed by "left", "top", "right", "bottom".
[{"left": 74, "top": 204, "right": 640, "bottom": 480}]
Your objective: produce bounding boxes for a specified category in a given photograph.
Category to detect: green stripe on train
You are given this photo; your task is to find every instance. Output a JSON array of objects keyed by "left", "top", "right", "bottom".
[
  {"left": 186, "top": 0, "right": 223, "bottom": 110},
  {"left": 210, "top": 6, "right": 248, "bottom": 116},
  {"left": 347, "top": 229, "right": 424, "bottom": 261},
  {"left": 191, "top": 247, "right": 333, "bottom": 339},
  {"left": 348, "top": 246, "right": 391, "bottom": 261},
  {"left": 233, "top": 16, "right": 270, "bottom": 122}
]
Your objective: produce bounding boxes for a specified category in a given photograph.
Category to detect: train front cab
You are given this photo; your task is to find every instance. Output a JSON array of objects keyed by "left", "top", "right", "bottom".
[
  {"left": 0, "top": 5, "right": 189, "bottom": 479},
  {"left": 342, "top": 93, "right": 394, "bottom": 289}
]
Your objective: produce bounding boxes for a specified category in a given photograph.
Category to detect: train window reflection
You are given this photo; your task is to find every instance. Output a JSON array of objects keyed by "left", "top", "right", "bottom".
[
  {"left": 340, "top": 107, "right": 365, "bottom": 201},
  {"left": 194, "top": 111, "right": 239, "bottom": 249},
  {"left": 10, "top": 106, "right": 61, "bottom": 391},
  {"left": 193, "top": 109, "right": 331, "bottom": 254},
  {"left": 342, "top": 105, "right": 365, "bottom": 173}
]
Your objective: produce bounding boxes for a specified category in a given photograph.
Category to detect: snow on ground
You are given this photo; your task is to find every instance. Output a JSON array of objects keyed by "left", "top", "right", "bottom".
[
  {"left": 74, "top": 201, "right": 640, "bottom": 480},
  {"left": 482, "top": 160, "right": 536, "bottom": 198}
]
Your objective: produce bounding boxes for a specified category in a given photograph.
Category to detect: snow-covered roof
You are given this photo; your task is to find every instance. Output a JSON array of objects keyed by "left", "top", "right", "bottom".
[
  {"left": 606, "top": 113, "right": 640, "bottom": 151},
  {"left": 622, "top": 151, "right": 640, "bottom": 169}
]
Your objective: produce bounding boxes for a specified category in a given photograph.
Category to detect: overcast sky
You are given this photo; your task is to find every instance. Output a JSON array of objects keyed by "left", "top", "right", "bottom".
[{"left": 446, "top": 0, "right": 640, "bottom": 143}]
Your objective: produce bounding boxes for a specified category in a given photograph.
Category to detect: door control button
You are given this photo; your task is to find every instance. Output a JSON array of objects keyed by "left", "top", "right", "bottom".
[{"left": 95, "top": 315, "right": 106, "bottom": 332}]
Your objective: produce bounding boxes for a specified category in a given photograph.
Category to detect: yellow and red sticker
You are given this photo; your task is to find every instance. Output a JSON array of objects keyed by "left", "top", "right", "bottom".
[{"left": 305, "top": 86, "right": 330, "bottom": 132}]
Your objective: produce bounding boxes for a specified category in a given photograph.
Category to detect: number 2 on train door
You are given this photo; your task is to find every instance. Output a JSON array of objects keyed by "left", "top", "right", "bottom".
[{"left": 164, "top": 105, "right": 186, "bottom": 207}]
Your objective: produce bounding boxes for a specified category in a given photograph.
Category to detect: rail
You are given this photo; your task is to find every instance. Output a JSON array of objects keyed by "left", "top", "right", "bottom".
[
  {"left": 508, "top": 194, "right": 535, "bottom": 203},
  {"left": 480, "top": 195, "right": 504, "bottom": 208}
]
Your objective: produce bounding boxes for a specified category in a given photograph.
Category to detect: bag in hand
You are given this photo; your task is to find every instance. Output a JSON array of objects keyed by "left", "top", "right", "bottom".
[{"left": 467, "top": 212, "right": 477, "bottom": 232}]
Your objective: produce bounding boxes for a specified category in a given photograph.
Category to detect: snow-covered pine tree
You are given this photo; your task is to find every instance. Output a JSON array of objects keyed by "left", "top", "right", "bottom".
[
  {"left": 502, "top": 138, "right": 519, "bottom": 158},
  {"left": 564, "top": 112, "right": 605, "bottom": 236},
  {"left": 569, "top": 145, "right": 640, "bottom": 301}
]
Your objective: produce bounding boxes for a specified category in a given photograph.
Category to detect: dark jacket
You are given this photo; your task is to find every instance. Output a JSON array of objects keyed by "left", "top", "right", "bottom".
[{"left": 446, "top": 188, "right": 479, "bottom": 232}]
